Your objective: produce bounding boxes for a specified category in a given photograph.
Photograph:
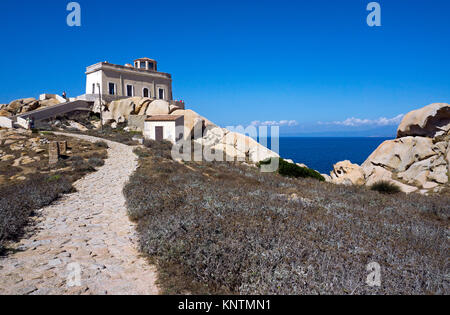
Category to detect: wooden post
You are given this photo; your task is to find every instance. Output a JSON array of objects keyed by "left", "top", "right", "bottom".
[{"left": 49, "top": 141, "right": 60, "bottom": 165}]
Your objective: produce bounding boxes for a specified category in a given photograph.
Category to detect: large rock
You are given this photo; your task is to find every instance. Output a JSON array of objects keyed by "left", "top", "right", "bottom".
[
  {"left": 0, "top": 109, "right": 11, "bottom": 117},
  {"left": 171, "top": 109, "right": 216, "bottom": 139},
  {"left": 1, "top": 96, "right": 63, "bottom": 117},
  {"left": 145, "top": 100, "right": 170, "bottom": 115},
  {"left": 330, "top": 160, "right": 365, "bottom": 186},
  {"left": 192, "top": 126, "right": 279, "bottom": 163},
  {"left": 106, "top": 97, "right": 144, "bottom": 123},
  {"left": 212, "top": 143, "right": 246, "bottom": 161},
  {"left": 364, "top": 165, "right": 393, "bottom": 187},
  {"left": 197, "top": 127, "right": 228, "bottom": 147},
  {"left": 446, "top": 144, "right": 450, "bottom": 166},
  {"left": 135, "top": 98, "right": 153, "bottom": 115},
  {"left": 362, "top": 137, "right": 436, "bottom": 172},
  {"left": 362, "top": 136, "right": 449, "bottom": 190},
  {"left": 219, "top": 131, "right": 278, "bottom": 163},
  {"left": 397, "top": 103, "right": 450, "bottom": 138},
  {"left": 169, "top": 105, "right": 182, "bottom": 114},
  {"left": 396, "top": 157, "right": 433, "bottom": 187},
  {"left": 363, "top": 165, "right": 419, "bottom": 193},
  {"left": 7, "top": 98, "right": 39, "bottom": 115},
  {"left": 38, "top": 98, "right": 61, "bottom": 108},
  {"left": 248, "top": 144, "right": 279, "bottom": 163}
]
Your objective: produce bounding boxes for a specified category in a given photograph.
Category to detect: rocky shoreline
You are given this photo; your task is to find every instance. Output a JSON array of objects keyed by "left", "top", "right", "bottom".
[{"left": 328, "top": 103, "right": 449, "bottom": 194}]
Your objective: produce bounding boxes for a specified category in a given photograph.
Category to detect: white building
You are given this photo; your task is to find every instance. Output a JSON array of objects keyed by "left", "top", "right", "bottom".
[
  {"left": 144, "top": 115, "right": 184, "bottom": 143},
  {"left": 84, "top": 58, "right": 173, "bottom": 103}
]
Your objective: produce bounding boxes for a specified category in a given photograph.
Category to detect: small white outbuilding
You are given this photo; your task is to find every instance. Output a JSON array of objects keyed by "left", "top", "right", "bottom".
[{"left": 143, "top": 115, "right": 184, "bottom": 143}]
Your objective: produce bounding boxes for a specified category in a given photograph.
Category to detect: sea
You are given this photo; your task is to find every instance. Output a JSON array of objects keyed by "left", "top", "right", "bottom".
[{"left": 266, "top": 137, "right": 393, "bottom": 174}]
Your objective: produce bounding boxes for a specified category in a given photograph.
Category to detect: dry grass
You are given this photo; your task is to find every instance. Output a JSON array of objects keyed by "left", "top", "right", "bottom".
[
  {"left": 0, "top": 131, "right": 108, "bottom": 254},
  {"left": 60, "top": 122, "right": 140, "bottom": 146},
  {"left": 0, "top": 174, "right": 72, "bottom": 255},
  {"left": 124, "top": 143, "right": 450, "bottom": 295}
]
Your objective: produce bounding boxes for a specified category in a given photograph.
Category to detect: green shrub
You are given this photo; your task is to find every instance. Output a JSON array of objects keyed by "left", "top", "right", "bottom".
[
  {"left": 47, "top": 174, "right": 62, "bottom": 182},
  {"left": 52, "top": 159, "right": 68, "bottom": 169},
  {"left": 371, "top": 181, "right": 401, "bottom": 194},
  {"left": 143, "top": 139, "right": 173, "bottom": 159},
  {"left": 133, "top": 147, "right": 151, "bottom": 158},
  {"left": 259, "top": 158, "right": 325, "bottom": 181},
  {"left": 70, "top": 156, "right": 95, "bottom": 172},
  {"left": 88, "top": 157, "right": 105, "bottom": 167},
  {"left": 40, "top": 131, "right": 54, "bottom": 136},
  {"left": 94, "top": 141, "right": 109, "bottom": 149}
]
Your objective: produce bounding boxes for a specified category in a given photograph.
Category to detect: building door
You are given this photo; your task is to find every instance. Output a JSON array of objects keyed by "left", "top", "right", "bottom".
[{"left": 155, "top": 126, "right": 164, "bottom": 141}]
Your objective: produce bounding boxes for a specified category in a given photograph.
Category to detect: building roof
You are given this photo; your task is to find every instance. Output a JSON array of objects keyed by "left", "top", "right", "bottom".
[
  {"left": 85, "top": 62, "right": 171, "bottom": 79},
  {"left": 145, "top": 115, "right": 183, "bottom": 122},
  {"left": 134, "top": 57, "right": 157, "bottom": 63}
]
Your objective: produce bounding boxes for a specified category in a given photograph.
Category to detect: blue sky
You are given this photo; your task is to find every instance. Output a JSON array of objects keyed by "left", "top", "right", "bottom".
[{"left": 0, "top": 0, "right": 449, "bottom": 136}]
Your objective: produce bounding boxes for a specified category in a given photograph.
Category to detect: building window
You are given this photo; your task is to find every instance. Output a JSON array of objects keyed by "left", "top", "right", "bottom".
[
  {"left": 143, "top": 88, "right": 149, "bottom": 98},
  {"left": 92, "top": 83, "right": 96, "bottom": 94},
  {"left": 140, "top": 61, "right": 146, "bottom": 69},
  {"left": 127, "top": 85, "right": 134, "bottom": 97},
  {"left": 148, "top": 62, "right": 154, "bottom": 70},
  {"left": 108, "top": 83, "right": 116, "bottom": 95},
  {"left": 158, "top": 88, "right": 165, "bottom": 100}
]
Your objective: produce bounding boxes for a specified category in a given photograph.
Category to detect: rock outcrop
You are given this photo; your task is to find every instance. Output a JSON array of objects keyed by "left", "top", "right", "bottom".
[
  {"left": 397, "top": 103, "right": 450, "bottom": 138},
  {"left": 330, "top": 160, "right": 365, "bottom": 186},
  {"left": 144, "top": 100, "right": 170, "bottom": 115},
  {"left": 331, "top": 103, "right": 450, "bottom": 194},
  {"left": 171, "top": 109, "right": 216, "bottom": 139},
  {"left": 192, "top": 125, "right": 279, "bottom": 163},
  {"left": 104, "top": 97, "right": 279, "bottom": 163},
  {"left": 105, "top": 98, "right": 173, "bottom": 123},
  {"left": 0, "top": 96, "right": 64, "bottom": 117}
]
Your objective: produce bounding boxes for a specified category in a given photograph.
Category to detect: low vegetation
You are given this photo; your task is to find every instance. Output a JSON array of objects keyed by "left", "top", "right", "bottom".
[
  {"left": 371, "top": 181, "right": 401, "bottom": 194},
  {"left": 258, "top": 158, "right": 325, "bottom": 181},
  {"left": 94, "top": 140, "right": 109, "bottom": 149},
  {"left": 37, "top": 113, "right": 141, "bottom": 146},
  {"left": 124, "top": 142, "right": 449, "bottom": 295},
  {"left": 0, "top": 130, "right": 108, "bottom": 253},
  {"left": 0, "top": 174, "right": 72, "bottom": 254},
  {"left": 81, "top": 124, "right": 141, "bottom": 146}
]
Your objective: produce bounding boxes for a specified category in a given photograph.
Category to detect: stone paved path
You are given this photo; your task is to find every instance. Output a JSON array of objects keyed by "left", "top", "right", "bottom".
[{"left": 0, "top": 133, "right": 159, "bottom": 295}]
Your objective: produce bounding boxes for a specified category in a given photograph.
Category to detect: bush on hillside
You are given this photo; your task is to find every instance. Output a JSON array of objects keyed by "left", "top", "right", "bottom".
[
  {"left": 143, "top": 139, "right": 173, "bottom": 159},
  {"left": 371, "top": 181, "right": 401, "bottom": 194},
  {"left": 88, "top": 157, "right": 105, "bottom": 167},
  {"left": 94, "top": 141, "right": 109, "bottom": 149},
  {"left": 258, "top": 158, "right": 325, "bottom": 181}
]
